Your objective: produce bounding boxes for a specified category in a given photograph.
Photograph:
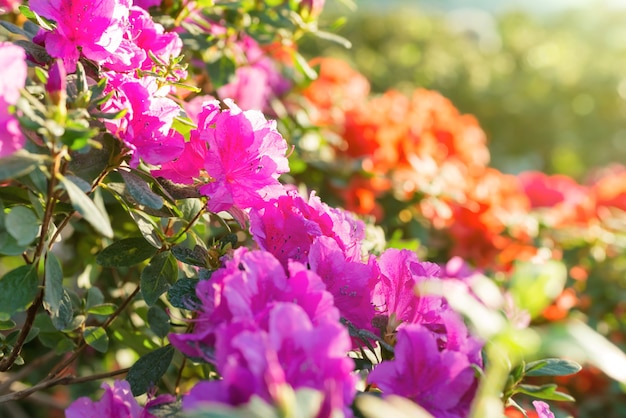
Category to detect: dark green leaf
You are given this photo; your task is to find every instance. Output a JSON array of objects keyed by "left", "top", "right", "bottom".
[
  {"left": 171, "top": 245, "right": 208, "bottom": 267},
  {"left": 86, "top": 303, "right": 117, "bottom": 316},
  {"left": 96, "top": 237, "right": 158, "bottom": 268},
  {"left": 147, "top": 306, "right": 171, "bottom": 339},
  {"left": 0, "top": 151, "right": 47, "bottom": 181},
  {"left": 119, "top": 170, "right": 164, "bottom": 210},
  {"left": 525, "top": 358, "right": 582, "bottom": 377},
  {"left": 59, "top": 174, "right": 113, "bottom": 238},
  {"left": 0, "top": 265, "right": 39, "bottom": 321},
  {"left": 141, "top": 251, "right": 178, "bottom": 306},
  {"left": 167, "top": 278, "right": 200, "bottom": 310},
  {"left": 127, "top": 345, "right": 175, "bottom": 396},
  {"left": 516, "top": 384, "right": 576, "bottom": 402},
  {"left": 6, "top": 206, "right": 39, "bottom": 246},
  {"left": 83, "top": 326, "right": 109, "bottom": 353}
]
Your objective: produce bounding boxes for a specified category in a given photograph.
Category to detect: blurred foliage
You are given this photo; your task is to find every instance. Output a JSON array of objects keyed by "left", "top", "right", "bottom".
[{"left": 300, "top": 5, "right": 626, "bottom": 178}]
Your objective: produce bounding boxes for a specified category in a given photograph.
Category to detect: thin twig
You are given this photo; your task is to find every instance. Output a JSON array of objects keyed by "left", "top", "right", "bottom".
[
  {"left": 0, "top": 368, "right": 130, "bottom": 404},
  {"left": 0, "top": 351, "right": 57, "bottom": 394}
]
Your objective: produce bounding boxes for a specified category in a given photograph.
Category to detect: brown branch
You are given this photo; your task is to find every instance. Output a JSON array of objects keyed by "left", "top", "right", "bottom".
[
  {"left": 47, "top": 285, "right": 141, "bottom": 379},
  {"left": 0, "top": 368, "right": 130, "bottom": 404},
  {"left": 0, "top": 290, "right": 43, "bottom": 372},
  {"left": 0, "top": 351, "right": 57, "bottom": 394}
]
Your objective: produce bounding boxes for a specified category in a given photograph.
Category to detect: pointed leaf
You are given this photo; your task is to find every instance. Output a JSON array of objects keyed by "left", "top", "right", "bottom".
[
  {"left": 525, "top": 358, "right": 582, "bottom": 377},
  {"left": 86, "top": 303, "right": 117, "bottom": 316},
  {"left": 119, "top": 170, "right": 164, "bottom": 210},
  {"left": 0, "top": 265, "right": 39, "bottom": 321},
  {"left": 147, "top": 306, "right": 171, "bottom": 339},
  {"left": 141, "top": 251, "right": 178, "bottom": 306},
  {"left": 43, "top": 253, "right": 72, "bottom": 329},
  {"left": 96, "top": 237, "right": 158, "bottom": 268},
  {"left": 516, "top": 384, "right": 575, "bottom": 402},
  {"left": 127, "top": 345, "right": 175, "bottom": 396},
  {"left": 59, "top": 174, "right": 113, "bottom": 238}
]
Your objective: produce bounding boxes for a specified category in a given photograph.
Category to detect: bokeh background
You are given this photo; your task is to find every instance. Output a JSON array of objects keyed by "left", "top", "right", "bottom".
[{"left": 301, "top": 0, "right": 626, "bottom": 180}]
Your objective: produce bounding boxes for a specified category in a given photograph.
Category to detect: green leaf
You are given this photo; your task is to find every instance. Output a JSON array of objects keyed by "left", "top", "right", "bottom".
[
  {"left": 515, "top": 384, "right": 575, "bottom": 402},
  {"left": 127, "top": 345, "right": 175, "bottom": 396},
  {"left": 96, "top": 237, "right": 158, "bottom": 268},
  {"left": 59, "top": 174, "right": 113, "bottom": 238},
  {"left": 129, "top": 210, "right": 162, "bottom": 249},
  {"left": 83, "top": 326, "right": 109, "bottom": 353},
  {"left": 171, "top": 245, "right": 208, "bottom": 267},
  {"left": 205, "top": 54, "right": 236, "bottom": 88},
  {"left": 6, "top": 205, "right": 39, "bottom": 246},
  {"left": 51, "top": 290, "right": 73, "bottom": 331},
  {"left": 43, "top": 253, "right": 73, "bottom": 330},
  {"left": 147, "top": 306, "right": 171, "bottom": 339},
  {"left": 86, "top": 287, "right": 104, "bottom": 309},
  {"left": 119, "top": 170, "right": 164, "bottom": 210},
  {"left": 525, "top": 358, "right": 582, "bottom": 377},
  {"left": 86, "top": 303, "right": 117, "bottom": 316},
  {"left": 167, "top": 278, "right": 200, "bottom": 310},
  {"left": 0, "top": 150, "right": 47, "bottom": 181},
  {"left": 141, "top": 251, "right": 178, "bottom": 306},
  {"left": 0, "top": 320, "right": 16, "bottom": 330},
  {"left": 508, "top": 260, "right": 567, "bottom": 319},
  {"left": 0, "top": 265, "right": 39, "bottom": 321}
]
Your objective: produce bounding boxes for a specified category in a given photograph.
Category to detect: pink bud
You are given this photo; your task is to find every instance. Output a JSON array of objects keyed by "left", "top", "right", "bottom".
[{"left": 46, "top": 60, "right": 66, "bottom": 106}]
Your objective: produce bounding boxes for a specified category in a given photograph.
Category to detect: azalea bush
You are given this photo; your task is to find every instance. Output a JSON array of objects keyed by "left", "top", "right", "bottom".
[{"left": 0, "top": 1, "right": 624, "bottom": 418}]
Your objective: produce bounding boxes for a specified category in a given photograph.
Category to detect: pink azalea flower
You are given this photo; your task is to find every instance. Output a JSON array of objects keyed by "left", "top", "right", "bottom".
[
  {"left": 30, "top": 0, "right": 130, "bottom": 72},
  {"left": 168, "top": 248, "right": 339, "bottom": 360},
  {"left": 132, "top": 0, "right": 161, "bottom": 10},
  {"left": 102, "top": 73, "right": 184, "bottom": 166},
  {"left": 0, "top": 0, "right": 20, "bottom": 14},
  {"left": 65, "top": 380, "right": 143, "bottom": 418},
  {"left": 368, "top": 324, "right": 477, "bottom": 418},
  {"left": 308, "top": 236, "right": 378, "bottom": 336},
  {"left": 183, "top": 303, "right": 356, "bottom": 418},
  {"left": 196, "top": 100, "right": 289, "bottom": 214},
  {"left": 372, "top": 248, "right": 444, "bottom": 333},
  {"left": 0, "top": 42, "right": 26, "bottom": 158},
  {"left": 249, "top": 190, "right": 364, "bottom": 268}
]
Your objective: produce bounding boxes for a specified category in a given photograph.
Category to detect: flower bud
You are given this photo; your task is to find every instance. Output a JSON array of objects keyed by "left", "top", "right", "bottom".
[{"left": 46, "top": 60, "right": 67, "bottom": 108}]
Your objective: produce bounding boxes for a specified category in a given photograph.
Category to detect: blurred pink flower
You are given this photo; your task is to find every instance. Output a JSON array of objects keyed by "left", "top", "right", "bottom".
[
  {"left": 532, "top": 400, "right": 555, "bottom": 418},
  {"left": 0, "top": 42, "right": 26, "bottom": 158},
  {"left": 65, "top": 380, "right": 143, "bottom": 418},
  {"left": 368, "top": 324, "right": 477, "bottom": 418}
]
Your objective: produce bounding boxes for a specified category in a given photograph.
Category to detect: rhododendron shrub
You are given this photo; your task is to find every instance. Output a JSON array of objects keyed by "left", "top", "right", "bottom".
[{"left": 0, "top": 1, "right": 607, "bottom": 418}]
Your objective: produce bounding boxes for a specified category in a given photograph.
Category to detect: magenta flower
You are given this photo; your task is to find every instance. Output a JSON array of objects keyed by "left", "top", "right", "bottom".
[
  {"left": 249, "top": 190, "right": 365, "bottom": 268},
  {"left": 168, "top": 248, "right": 339, "bottom": 360},
  {"left": 532, "top": 400, "right": 555, "bottom": 418},
  {"left": 0, "top": 42, "right": 26, "bottom": 158},
  {"left": 65, "top": 380, "right": 143, "bottom": 418},
  {"left": 196, "top": 100, "right": 289, "bottom": 216},
  {"left": 371, "top": 248, "right": 444, "bottom": 334},
  {"left": 368, "top": 324, "right": 477, "bottom": 418},
  {"left": 30, "top": 0, "right": 129, "bottom": 72},
  {"left": 102, "top": 73, "right": 184, "bottom": 166},
  {"left": 308, "top": 236, "right": 378, "bottom": 336},
  {"left": 183, "top": 303, "right": 356, "bottom": 418}
]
